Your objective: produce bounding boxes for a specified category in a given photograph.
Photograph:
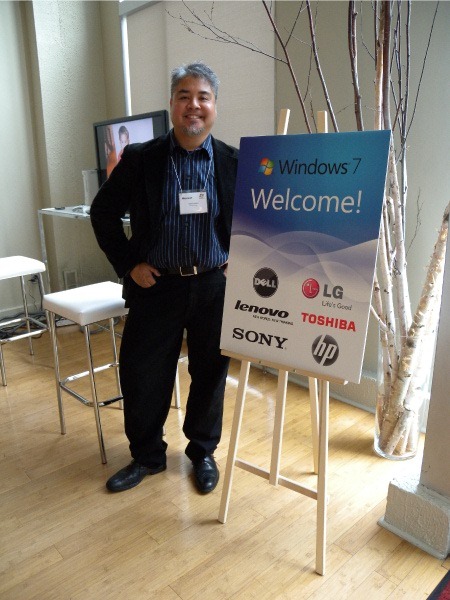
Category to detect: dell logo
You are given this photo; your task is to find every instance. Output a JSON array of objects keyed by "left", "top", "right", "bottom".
[
  {"left": 253, "top": 267, "right": 278, "bottom": 298},
  {"left": 232, "top": 327, "right": 287, "bottom": 349}
]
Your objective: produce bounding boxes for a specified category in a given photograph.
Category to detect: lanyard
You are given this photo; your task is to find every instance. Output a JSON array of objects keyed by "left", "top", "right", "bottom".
[{"left": 170, "top": 153, "right": 213, "bottom": 193}]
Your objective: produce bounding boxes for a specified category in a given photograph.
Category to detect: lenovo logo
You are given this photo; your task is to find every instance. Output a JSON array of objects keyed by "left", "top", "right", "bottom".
[{"left": 235, "top": 299, "right": 289, "bottom": 319}]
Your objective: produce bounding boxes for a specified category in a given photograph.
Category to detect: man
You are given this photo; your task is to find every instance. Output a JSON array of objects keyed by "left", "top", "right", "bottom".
[{"left": 90, "top": 62, "right": 239, "bottom": 494}]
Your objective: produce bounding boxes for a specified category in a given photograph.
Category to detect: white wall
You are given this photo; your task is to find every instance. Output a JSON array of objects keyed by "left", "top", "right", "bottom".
[
  {"left": 0, "top": 0, "right": 125, "bottom": 309},
  {"left": 99, "top": 2, "right": 127, "bottom": 119},
  {"left": 127, "top": 1, "right": 168, "bottom": 116},
  {"left": 0, "top": 3, "right": 42, "bottom": 314},
  {"left": 30, "top": 1, "right": 122, "bottom": 290},
  {"left": 126, "top": 1, "right": 276, "bottom": 149}
]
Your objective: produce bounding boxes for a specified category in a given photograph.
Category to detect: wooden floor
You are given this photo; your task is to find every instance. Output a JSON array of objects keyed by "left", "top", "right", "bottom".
[{"left": 1, "top": 322, "right": 448, "bottom": 599}]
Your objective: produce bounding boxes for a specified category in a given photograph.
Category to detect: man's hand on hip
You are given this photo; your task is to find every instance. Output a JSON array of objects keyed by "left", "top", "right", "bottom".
[{"left": 130, "top": 263, "right": 161, "bottom": 288}]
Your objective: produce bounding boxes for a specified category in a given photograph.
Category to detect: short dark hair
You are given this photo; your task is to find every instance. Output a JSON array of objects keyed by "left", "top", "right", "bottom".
[{"left": 170, "top": 62, "right": 219, "bottom": 99}]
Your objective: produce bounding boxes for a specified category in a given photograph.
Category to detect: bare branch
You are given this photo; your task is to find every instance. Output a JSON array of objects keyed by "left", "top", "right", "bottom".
[
  {"left": 406, "top": 1, "right": 440, "bottom": 139},
  {"left": 359, "top": 0, "right": 376, "bottom": 61},
  {"left": 166, "top": 1, "right": 287, "bottom": 65},
  {"left": 262, "top": 1, "right": 312, "bottom": 132},
  {"left": 371, "top": 303, "right": 389, "bottom": 332},
  {"left": 374, "top": 3, "right": 384, "bottom": 130},
  {"left": 305, "top": 1, "right": 339, "bottom": 132},
  {"left": 348, "top": 1, "right": 364, "bottom": 131},
  {"left": 406, "top": 189, "right": 424, "bottom": 256},
  {"left": 381, "top": 1, "right": 392, "bottom": 130},
  {"left": 285, "top": 2, "right": 307, "bottom": 49}
]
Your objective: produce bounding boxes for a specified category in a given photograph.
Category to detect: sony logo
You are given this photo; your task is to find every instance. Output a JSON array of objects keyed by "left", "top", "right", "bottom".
[{"left": 232, "top": 327, "right": 288, "bottom": 349}]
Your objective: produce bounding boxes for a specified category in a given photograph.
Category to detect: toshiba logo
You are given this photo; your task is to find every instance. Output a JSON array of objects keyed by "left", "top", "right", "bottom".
[{"left": 301, "top": 312, "right": 355, "bottom": 332}]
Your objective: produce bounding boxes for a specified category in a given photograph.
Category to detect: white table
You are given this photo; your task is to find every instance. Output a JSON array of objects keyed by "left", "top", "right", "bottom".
[{"left": 38, "top": 205, "right": 130, "bottom": 292}]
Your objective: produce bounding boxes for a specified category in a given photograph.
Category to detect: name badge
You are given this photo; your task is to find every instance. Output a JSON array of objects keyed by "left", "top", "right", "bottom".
[{"left": 179, "top": 190, "right": 208, "bottom": 215}]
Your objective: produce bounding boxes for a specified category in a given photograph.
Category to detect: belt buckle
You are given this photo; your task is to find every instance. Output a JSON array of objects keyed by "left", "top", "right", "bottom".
[{"left": 179, "top": 266, "right": 197, "bottom": 276}]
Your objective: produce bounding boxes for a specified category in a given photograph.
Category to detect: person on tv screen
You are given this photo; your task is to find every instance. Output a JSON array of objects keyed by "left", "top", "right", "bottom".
[
  {"left": 117, "top": 125, "right": 130, "bottom": 162},
  {"left": 90, "top": 62, "right": 239, "bottom": 496},
  {"left": 104, "top": 125, "right": 117, "bottom": 178}
]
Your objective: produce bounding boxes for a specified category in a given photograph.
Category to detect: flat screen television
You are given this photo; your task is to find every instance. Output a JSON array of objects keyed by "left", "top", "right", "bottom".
[{"left": 93, "top": 110, "right": 169, "bottom": 185}]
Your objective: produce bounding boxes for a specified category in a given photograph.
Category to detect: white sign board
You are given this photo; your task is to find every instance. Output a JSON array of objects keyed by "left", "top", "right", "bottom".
[{"left": 221, "top": 131, "right": 391, "bottom": 384}]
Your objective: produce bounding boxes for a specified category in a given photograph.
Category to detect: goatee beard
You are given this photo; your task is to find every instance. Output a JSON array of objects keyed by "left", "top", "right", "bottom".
[{"left": 182, "top": 125, "right": 205, "bottom": 137}]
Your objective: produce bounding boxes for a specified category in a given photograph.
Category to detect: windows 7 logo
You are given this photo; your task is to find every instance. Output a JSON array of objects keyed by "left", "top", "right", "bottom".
[{"left": 258, "top": 158, "right": 274, "bottom": 176}]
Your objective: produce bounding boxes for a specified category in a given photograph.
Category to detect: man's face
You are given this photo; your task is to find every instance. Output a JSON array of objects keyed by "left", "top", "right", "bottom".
[{"left": 170, "top": 76, "right": 217, "bottom": 146}]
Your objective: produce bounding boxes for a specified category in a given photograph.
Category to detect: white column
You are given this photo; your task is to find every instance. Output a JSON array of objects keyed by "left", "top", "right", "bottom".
[{"left": 379, "top": 240, "right": 450, "bottom": 559}]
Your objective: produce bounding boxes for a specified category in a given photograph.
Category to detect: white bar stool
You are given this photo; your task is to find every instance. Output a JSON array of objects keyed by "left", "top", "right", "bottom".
[
  {"left": 43, "top": 281, "right": 129, "bottom": 464},
  {"left": 0, "top": 256, "right": 47, "bottom": 386}
]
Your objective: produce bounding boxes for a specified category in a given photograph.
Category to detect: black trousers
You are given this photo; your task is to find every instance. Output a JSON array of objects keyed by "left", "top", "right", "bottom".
[{"left": 119, "top": 268, "right": 230, "bottom": 468}]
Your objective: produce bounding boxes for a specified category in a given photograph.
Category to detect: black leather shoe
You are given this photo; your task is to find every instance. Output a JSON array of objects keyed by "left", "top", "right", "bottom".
[
  {"left": 106, "top": 460, "right": 166, "bottom": 492},
  {"left": 192, "top": 455, "right": 219, "bottom": 494}
]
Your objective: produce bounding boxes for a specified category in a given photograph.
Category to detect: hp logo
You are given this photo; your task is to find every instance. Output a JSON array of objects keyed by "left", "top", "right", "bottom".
[{"left": 312, "top": 334, "right": 339, "bottom": 366}]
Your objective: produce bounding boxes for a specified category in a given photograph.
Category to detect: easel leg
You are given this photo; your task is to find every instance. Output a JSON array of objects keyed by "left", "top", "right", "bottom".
[
  {"left": 309, "top": 376, "right": 319, "bottom": 474},
  {"left": 218, "top": 360, "right": 251, "bottom": 524},
  {"left": 269, "top": 369, "right": 288, "bottom": 486},
  {"left": 316, "top": 378, "right": 329, "bottom": 575}
]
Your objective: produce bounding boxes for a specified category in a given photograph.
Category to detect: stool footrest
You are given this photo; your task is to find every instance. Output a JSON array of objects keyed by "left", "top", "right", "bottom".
[
  {"left": 0, "top": 315, "right": 46, "bottom": 329},
  {"left": 61, "top": 362, "right": 119, "bottom": 386},
  {"left": 0, "top": 315, "right": 47, "bottom": 343},
  {"left": 59, "top": 384, "right": 123, "bottom": 408},
  {"left": 1, "top": 328, "right": 46, "bottom": 344}
]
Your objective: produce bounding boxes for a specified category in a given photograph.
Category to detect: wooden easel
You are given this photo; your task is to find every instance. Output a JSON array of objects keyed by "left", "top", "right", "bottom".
[{"left": 218, "top": 111, "right": 346, "bottom": 576}]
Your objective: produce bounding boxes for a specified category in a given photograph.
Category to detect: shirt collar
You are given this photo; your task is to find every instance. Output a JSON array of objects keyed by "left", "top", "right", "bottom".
[{"left": 169, "top": 129, "right": 213, "bottom": 160}]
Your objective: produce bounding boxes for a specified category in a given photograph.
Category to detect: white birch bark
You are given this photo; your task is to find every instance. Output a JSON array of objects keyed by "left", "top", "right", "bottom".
[{"left": 377, "top": 201, "right": 449, "bottom": 455}]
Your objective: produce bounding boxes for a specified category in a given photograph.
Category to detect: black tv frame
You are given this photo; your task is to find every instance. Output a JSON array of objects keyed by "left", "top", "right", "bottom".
[{"left": 93, "top": 110, "right": 169, "bottom": 186}]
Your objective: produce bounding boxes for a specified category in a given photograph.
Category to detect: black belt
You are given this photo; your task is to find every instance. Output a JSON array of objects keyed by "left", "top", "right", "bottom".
[{"left": 158, "top": 265, "right": 224, "bottom": 277}]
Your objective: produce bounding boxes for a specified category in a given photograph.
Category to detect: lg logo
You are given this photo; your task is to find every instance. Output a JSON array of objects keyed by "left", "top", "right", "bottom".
[
  {"left": 253, "top": 268, "right": 278, "bottom": 298},
  {"left": 302, "top": 278, "right": 344, "bottom": 299},
  {"left": 312, "top": 334, "right": 339, "bottom": 366},
  {"left": 302, "top": 278, "right": 320, "bottom": 299}
]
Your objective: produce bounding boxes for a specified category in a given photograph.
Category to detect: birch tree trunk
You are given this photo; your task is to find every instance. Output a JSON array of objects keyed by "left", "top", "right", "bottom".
[
  {"left": 371, "top": 1, "right": 447, "bottom": 458},
  {"left": 374, "top": 200, "right": 449, "bottom": 457}
]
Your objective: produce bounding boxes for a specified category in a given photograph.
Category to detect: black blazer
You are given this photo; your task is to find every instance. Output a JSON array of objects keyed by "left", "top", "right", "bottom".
[{"left": 90, "top": 132, "right": 239, "bottom": 299}]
